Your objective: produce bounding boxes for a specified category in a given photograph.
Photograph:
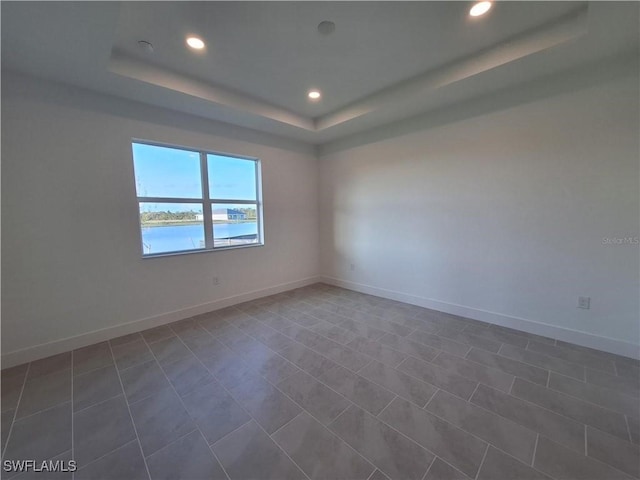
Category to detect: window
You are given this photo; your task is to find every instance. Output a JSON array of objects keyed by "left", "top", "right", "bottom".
[{"left": 131, "top": 141, "right": 262, "bottom": 256}]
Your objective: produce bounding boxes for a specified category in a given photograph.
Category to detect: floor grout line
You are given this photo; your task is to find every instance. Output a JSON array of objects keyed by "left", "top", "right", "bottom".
[
  {"left": 474, "top": 443, "right": 490, "bottom": 480},
  {"left": 229, "top": 308, "right": 421, "bottom": 407},
  {"left": 7, "top": 365, "right": 111, "bottom": 425},
  {"left": 397, "top": 354, "right": 499, "bottom": 402},
  {"left": 264, "top": 382, "right": 377, "bottom": 478},
  {"left": 1, "top": 362, "right": 31, "bottom": 460},
  {"left": 256, "top": 300, "right": 592, "bottom": 432},
  {"left": 5, "top": 399, "right": 73, "bottom": 424},
  {"left": 423, "top": 388, "right": 441, "bottom": 410},
  {"left": 328, "top": 400, "right": 354, "bottom": 427},
  {"left": 268, "top": 411, "right": 305, "bottom": 438},
  {"left": 355, "top": 358, "right": 374, "bottom": 374},
  {"left": 142, "top": 426, "right": 199, "bottom": 460},
  {"left": 106, "top": 341, "right": 153, "bottom": 480},
  {"left": 625, "top": 415, "right": 633, "bottom": 443},
  {"left": 365, "top": 466, "right": 380, "bottom": 480},
  {"left": 480, "top": 377, "right": 635, "bottom": 450},
  {"left": 332, "top": 390, "right": 492, "bottom": 479},
  {"left": 531, "top": 434, "right": 539, "bottom": 467},
  {"left": 394, "top": 356, "right": 409, "bottom": 370},
  {"left": 420, "top": 456, "right": 437, "bottom": 480},
  {"left": 107, "top": 333, "right": 144, "bottom": 348},
  {"left": 138, "top": 334, "right": 233, "bottom": 480},
  {"left": 400, "top": 398, "right": 509, "bottom": 468},
  {"left": 584, "top": 424, "right": 588, "bottom": 456},
  {"left": 526, "top": 342, "right": 619, "bottom": 376},
  {"left": 207, "top": 418, "right": 253, "bottom": 449},
  {"left": 71, "top": 359, "right": 117, "bottom": 379},
  {"left": 160, "top": 332, "right": 312, "bottom": 480},
  {"left": 375, "top": 395, "right": 398, "bottom": 419},
  {"left": 208, "top": 443, "right": 233, "bottom": 480},
  {"left": 467, "top": 383, "right": 482, "bottom": 403},
  {"left": 525, "top": 339, "right": 533, "bottom": 352},
  {"left": 72, "top": 392, "right": 124, "bottom": 415},
  {"left": 73, "top": 438, "right": 141, "bottom": 474},
  {"left": 495, "top": 346, "right": 589, "bottom": 383},
  {"left": 468, "top": 346, "right": 553, "bottom": 378},
  {"left": 209, "top": 323, "right": 384, "bottom": 477},
  {"left": 525, "top": 377, "right": 639, "bottom": 429}
]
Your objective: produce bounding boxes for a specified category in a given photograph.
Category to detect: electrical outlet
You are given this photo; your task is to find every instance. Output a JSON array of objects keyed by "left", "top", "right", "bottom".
[
  {"left": 212, "top": 276, "right": 220, "bottom": 286},
  {"left": 577, "top": 296, "right": 590, "bottom": 309}
]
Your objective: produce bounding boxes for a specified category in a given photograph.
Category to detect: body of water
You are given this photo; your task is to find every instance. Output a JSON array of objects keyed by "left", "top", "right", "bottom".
[{"left": 141, "top": 222, "right": 258, "bottom": 254}]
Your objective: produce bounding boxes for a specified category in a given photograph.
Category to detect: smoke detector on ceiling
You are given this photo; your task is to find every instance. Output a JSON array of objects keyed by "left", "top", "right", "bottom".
[
  {"left": 317, "top": 21, "right": 336, "bottom": 36},
  {"left": 137, "top": 40, "right": 154, "bottom": 54}
]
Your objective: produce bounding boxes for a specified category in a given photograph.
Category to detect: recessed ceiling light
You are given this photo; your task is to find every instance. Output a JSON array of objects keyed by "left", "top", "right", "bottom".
[
  {"left": 186, "top": 36, "right": 205, "bottom": 50},
  {"left": 469, "top": 1, "right": 492, "bottom": 17},
  {"left": 308, "top": 90, "right": 321, "bottom": 100}
]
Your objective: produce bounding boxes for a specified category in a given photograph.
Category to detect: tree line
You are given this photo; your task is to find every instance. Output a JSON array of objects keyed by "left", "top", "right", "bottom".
[
  {"left": 140, "top": 208, "right": 257, "bottom": 222},
  {"left": 237, "top": 208, "right": 257, "bottom": 219},
  {"left": 140, "top": 210, "right": 199, "bottom": 222}
]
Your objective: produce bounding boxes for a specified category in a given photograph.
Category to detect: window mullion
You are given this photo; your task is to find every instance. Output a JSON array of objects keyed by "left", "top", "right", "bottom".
[
  {"left": 137, "top": 197, "right": 204, "bottom": 203},
  {"left": 209, "top": 199, "right": 256, "bottom": 204},
  {"left": 199, "top": 152, "right": 214, "bottom": 249},
  {"left": 255, "top": 159, "right": 263, "bottom": 244}
]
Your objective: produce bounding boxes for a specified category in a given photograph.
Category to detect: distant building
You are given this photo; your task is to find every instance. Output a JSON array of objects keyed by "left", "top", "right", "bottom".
[{"left": 195, "top": 208, "right": 247, "bottom": 222}]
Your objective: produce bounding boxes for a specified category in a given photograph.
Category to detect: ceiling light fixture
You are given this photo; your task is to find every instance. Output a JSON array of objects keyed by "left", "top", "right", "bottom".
[
  {"left": 308, "top": 90, "right": 321, "bottom": 100},
  {"left": 186, "top": 36, "right": 205, "bottom": 50},
  {"left": 469, "top": 1, "right": 492, "bottom": 17}
]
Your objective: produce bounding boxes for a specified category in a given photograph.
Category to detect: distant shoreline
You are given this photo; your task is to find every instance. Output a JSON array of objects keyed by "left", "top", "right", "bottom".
[{"left": 141, "top": 220, "right": 257, "bottom": 228}]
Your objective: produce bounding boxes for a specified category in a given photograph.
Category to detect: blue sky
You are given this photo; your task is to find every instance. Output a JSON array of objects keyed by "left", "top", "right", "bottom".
[{"left": 133, "top": 143, "right": 257, "bottom": 212}]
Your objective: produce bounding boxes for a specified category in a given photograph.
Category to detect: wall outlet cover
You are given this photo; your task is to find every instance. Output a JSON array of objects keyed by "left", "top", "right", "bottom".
[{"left": 578, "top": 296, "right": 591, "bottom": 309}]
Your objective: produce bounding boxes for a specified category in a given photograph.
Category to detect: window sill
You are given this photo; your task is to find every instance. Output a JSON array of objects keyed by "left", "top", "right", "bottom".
[{"left": 141, "top": 242, "right": 264, "bottom": 259}]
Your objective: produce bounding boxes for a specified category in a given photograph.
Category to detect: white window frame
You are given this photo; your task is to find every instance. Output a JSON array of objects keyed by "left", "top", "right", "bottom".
[{"left": 132, "top": 139, "right": 264, "bottom": 258}]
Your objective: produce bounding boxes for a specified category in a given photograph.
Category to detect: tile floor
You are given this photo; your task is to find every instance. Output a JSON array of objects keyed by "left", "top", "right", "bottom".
[{"left": 2, "top": 283, "right": 639, "bottom": 480}]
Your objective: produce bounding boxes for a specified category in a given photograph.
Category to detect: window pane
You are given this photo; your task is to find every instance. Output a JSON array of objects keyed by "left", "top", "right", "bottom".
[
  {"left": 208, "top": 154, "right": 257, "bottom": 200},
  {"left": 139, "top": 202, "right": 204, "bottom": 255},
  {"left": 212, "top": 203, "right": 259, "bottom": 248},
  {"left": 133, "top": 143, "right": 202, "bottom": 198}
]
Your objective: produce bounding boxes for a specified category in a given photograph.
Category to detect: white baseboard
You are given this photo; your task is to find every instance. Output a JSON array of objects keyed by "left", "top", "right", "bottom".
[
  {"left": 1, "top": 276, "right": 321, "bottom": 368},
  {"left": 321, "top": 276, "right": 640, "bottom": 360}
]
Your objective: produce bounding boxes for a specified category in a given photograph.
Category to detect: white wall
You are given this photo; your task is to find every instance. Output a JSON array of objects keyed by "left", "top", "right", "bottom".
[
  {"left": 1, "top": 73, "right": 319, "bottom": 365},
  {"left": 319, "top": 74, "right": 640, "bottom": 357}
]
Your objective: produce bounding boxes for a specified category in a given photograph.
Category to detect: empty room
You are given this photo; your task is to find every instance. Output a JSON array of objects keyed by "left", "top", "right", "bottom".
[{"left": 1, "top": 1, "right": 639, "bottom": 479}]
